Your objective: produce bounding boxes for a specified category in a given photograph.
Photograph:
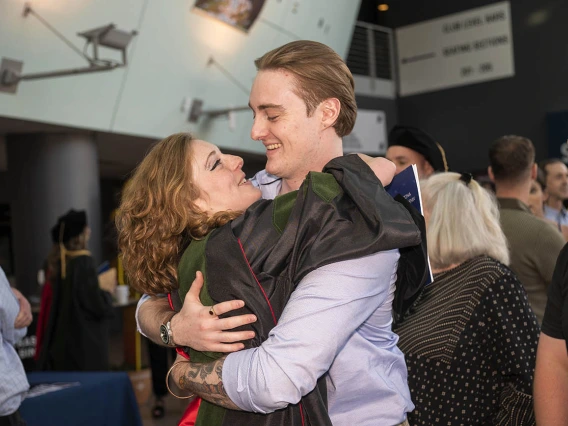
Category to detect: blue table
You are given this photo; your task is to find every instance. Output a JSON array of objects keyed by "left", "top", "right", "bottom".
[{"left": 20, "top": 371, "right": 142, "bottom": 426}]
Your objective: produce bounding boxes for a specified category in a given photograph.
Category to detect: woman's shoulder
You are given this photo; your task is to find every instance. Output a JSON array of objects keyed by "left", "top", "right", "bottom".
[
  {"left": 461, "top": 255, "right": 514, "bottom": 278},
  {"left": 179, "top": 238, "right": 209, "bottom": 269},
  {"left": 441, "top": 255, "right": 508, "bottom": 279},
  {"left": 464, "top": 256, "right": 528, "bottom": 300},
  {"left": 438, "top": 256, "right": 519, "bottom": 298}
]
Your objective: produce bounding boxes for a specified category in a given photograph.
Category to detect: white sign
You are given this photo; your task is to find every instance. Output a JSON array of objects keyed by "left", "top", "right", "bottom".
[
  {"left": 396, "top": 1, "right": 514, "bottom": 96},
  {"left": 343, "top": 110, "right": 387, "bottom": 155}
]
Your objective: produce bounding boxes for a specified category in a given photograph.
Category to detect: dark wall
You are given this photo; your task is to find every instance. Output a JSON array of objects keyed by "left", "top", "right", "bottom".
[{"left": 389, "top": 0, "right": 568, "bottom": 172}]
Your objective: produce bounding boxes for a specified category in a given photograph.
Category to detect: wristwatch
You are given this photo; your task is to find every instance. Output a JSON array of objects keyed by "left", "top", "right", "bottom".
[{"left": 160, "top": 313, "right": 176, "bottom": 346}]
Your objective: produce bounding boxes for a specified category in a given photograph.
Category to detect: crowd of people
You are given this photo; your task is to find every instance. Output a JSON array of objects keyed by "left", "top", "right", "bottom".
[{"left": 2, "top": 38, "right": 568, "bottom": 426}]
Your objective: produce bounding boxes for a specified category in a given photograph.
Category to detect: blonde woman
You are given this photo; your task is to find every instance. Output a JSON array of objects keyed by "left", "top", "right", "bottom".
[{"left": 394, "top": 172, "right": 539, "bottom": 425}]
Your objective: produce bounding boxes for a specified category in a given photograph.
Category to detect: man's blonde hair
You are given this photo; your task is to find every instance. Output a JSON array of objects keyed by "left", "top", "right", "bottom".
[{"left": 255, "top": 40, "right": 357, "bottom": 137}]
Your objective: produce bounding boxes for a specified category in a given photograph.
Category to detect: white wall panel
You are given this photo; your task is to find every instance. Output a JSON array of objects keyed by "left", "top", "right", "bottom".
[{"left": 0, "top": 0, "right": 361, "bottom": 154}]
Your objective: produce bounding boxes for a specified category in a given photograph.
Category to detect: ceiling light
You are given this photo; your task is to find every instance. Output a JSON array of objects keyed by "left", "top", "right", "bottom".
[
  {"left": 378, "top": 4, "right": 389, "bottom": 12},
  {"left": 0, "top": 4, "right": 136, "bottom": 94}
]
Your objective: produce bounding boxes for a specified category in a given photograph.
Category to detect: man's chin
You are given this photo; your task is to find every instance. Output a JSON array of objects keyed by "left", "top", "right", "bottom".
[{"left": 265, "top": 160, "right": 279, "bottom": 176}]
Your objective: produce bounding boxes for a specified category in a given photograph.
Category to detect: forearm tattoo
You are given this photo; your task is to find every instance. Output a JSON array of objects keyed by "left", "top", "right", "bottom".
[{"left": 178, "top": 357, "right": 241, "bottom": 411}]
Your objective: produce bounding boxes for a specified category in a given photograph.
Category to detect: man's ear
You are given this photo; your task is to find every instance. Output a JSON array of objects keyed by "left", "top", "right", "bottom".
[
  {"left": 530, "top": 163, "right": 537, "bottom": 180},
  {"left": 320, "top": 98, "right": 341, "bottom": 130},
  {"left": 488, "top": 166, "right": 495, "bottom": 183},
  {"left": 422, "top": 160, "right": 434, "bottom": 178}
]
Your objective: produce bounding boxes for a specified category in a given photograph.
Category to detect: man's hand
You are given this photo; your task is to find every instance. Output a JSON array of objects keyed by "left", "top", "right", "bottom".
[
  {"left": 356, "top": 154, "right": 396, "bottom": 187},
  {"left": 12, "top": 288, "right": 32, "bottom": 329},
  {"left": 170, "top": 272, "right": 256, "bottom": 351},
  {"left": 172, "top": 353, "right": 241, "bottom": 410}
]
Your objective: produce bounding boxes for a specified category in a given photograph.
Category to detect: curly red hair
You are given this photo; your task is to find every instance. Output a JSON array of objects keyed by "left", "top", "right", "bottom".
[{"left": 116, "top": 133, "right": 241, "bottom": 295}]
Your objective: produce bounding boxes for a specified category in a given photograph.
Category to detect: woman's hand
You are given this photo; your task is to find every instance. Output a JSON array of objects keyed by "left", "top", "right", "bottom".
[
  {"left": 170, "top": 271, "right": 257, "bottom": 352},
  {"left": 357, "top": 154, "right": 396, "bottom": 186}
]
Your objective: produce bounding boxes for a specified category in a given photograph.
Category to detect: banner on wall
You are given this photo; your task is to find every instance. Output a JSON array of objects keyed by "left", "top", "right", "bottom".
[
  {"left": 343, "top": 110, "right": 387, "bottom": 155},
  {"left": 396, "top": 1, "right": 514, "bottom": 96}
]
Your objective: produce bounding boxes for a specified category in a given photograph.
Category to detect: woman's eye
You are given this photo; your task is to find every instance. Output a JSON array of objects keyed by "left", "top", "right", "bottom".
[{"left": 211, "top": 159, "right": 221, "bottom": 171}]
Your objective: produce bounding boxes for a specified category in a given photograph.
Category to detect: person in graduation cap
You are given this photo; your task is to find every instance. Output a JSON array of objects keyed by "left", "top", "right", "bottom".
[
  {"left": 386, "top": 125, "right": 449, "bottom": 178},
  {"left": 37, "top": 209, "right": 114, "bottom": 371}
]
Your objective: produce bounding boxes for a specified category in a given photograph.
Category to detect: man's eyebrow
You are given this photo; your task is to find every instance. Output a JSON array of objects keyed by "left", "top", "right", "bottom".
[{"left": 248, "top": 103, "right": 284, "bottom": 111}]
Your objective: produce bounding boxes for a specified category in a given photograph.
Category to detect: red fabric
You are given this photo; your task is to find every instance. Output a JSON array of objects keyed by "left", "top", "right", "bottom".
[
  {"left": 34, "top": 278, "right": 53, "bottom": 361},
  {"left": 178, "top": 396, "right": 201, "bottom": 426},
  {"left": 176, "top": 347, "right": 190, "bottom": 359},
  {"left": 168, "top": 290, "right": 197, "bottom": 424}
]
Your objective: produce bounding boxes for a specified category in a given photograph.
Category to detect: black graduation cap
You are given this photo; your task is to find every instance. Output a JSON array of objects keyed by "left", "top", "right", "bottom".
[
  {"left": 51, "top": 209, "right": 87, "bottom": 243},
  {"left": 388, "top": 125, "right": 449, "bottom": 173}
]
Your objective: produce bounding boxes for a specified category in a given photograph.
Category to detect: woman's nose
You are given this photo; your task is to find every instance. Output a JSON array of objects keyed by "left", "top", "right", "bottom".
[{"left": 226, "top": 155, "right": 244, "bottom": 171}]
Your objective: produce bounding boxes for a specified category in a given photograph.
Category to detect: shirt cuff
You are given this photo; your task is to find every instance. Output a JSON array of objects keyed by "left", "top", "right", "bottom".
[{"left": 135, "top": 293, "right": 152, "bottom": 337}]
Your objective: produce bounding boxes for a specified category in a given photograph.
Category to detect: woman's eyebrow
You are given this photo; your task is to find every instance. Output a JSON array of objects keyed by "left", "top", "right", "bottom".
[{"left": 206, "top": 150, "right": 216, "bottom": 167}]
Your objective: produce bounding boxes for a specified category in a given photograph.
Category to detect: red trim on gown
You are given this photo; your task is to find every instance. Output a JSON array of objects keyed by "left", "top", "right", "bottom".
[{"left": 35, "top": 278, "right": 53, "bottom": 361}]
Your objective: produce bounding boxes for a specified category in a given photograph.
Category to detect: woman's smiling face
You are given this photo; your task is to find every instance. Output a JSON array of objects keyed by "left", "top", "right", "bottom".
[{"left": 190, "top": 140, "right": 261, "bottom": 215}]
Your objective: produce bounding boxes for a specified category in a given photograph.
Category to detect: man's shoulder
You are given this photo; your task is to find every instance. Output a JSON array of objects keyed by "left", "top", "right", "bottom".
[
  {"left": 533, "top": 217, "right": 566, "bottom": 246},
  {"left": 501, "top": 209, "right": 565, "bottom": 252},
  {"left": 500, "top": 205, "right": 544, "bottom": 227}
]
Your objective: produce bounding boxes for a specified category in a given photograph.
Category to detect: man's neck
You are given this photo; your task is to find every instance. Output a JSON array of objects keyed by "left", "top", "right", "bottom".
[
  {"left": 495, "top": 180, "right": 531, "bottom": 206},
  {"left": 545, "top": 197, "right": 565, "bottom": 211},
  {"left": 280, "top": 178, "right": 303, "bottom": 195},
  {"left": 279, "top": 139, "right": 343, "bottom": 195}
]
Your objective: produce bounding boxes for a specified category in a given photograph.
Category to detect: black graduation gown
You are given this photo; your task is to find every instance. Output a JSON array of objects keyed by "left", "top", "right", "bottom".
[{"left": 39, "top": 254, "right": 113, "bottom": 371}]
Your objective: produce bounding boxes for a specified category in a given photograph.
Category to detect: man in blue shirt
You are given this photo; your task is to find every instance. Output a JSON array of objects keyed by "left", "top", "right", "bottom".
[
  {"left": 540, "top": 159, "right": 568, "bottom": 228},
  {"left": 136, "top": 41, "right": 413, "bottom": 425},
  {"left": 0, "top": 268, "right": 31, "bottom": 426}
]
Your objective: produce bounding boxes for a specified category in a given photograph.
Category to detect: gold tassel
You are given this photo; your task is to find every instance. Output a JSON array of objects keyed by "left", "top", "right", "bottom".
[{"left": 58, "top": 222, "right": 91, "bottom": 279}]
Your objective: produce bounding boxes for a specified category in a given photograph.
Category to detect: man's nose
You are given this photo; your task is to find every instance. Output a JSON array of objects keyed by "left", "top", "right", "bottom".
[{"left": 251, "top": 118, "right": 268, "bottom": 142}]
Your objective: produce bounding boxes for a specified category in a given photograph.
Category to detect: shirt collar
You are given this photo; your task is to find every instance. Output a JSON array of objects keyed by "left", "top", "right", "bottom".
[{"left": 497, "top": 197, "right": 532, "bottom": 213}]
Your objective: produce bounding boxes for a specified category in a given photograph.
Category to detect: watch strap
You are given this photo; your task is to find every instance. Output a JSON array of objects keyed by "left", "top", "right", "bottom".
[{"left": 162, "top": 312, "right": 176, "bottom": 346}]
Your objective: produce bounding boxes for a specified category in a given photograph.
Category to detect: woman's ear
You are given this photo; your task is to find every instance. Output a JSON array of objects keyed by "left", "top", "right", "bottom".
[
  {"left": 194, "top": 193, "right": 210, "bottom": 215},
  {"left": 320, "top": 98, "right": 341, "bottom": 130}
]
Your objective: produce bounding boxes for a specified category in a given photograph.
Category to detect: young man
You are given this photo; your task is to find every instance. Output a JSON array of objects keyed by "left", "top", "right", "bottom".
[
  {"left": 540, "top": 158, "right": 568, "bottom": 228},
  {"left": 385, "top": 125, "right": 449, "bottom": 178},
  {"left": 137, "top": 41, "right": 414, "bottom": 425},
  {"left": 489, "top": 136, "right": 565, "bottom": 323}
]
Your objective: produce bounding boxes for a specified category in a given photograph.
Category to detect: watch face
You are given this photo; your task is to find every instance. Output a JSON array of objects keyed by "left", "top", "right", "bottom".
[{"left": 160, "top": 324, "right": 169, "bottom": 344}]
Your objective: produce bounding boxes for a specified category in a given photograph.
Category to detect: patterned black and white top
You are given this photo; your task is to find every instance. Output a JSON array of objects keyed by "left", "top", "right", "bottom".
[{"left": 394, "top": 256, "right": 539, "bottom": 425}]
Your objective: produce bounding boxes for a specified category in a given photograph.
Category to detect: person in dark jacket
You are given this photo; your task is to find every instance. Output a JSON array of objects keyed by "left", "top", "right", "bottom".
[{"left": 38, "top": 209, "right": 113, "bottom": 371}]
